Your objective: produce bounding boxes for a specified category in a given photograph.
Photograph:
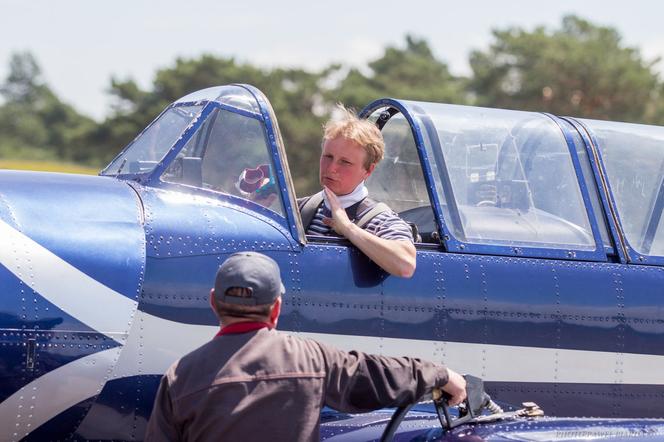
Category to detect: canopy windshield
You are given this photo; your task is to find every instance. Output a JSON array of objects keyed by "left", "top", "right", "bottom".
[
  {"left": 99, "top": 84, "right": 297, "bottom": 232},
  {"left": 365, "top": 101, "right": 598, "bottom": 254},
  {"left": 102, "top": 86, "right": 261, "bottom": 177}
]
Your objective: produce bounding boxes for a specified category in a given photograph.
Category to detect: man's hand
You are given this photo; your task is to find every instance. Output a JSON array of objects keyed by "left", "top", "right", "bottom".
[
  {"left": 320, "top": 186, "right": 416, "bottom": 278},
  {"left": 442, "top": 369, "right": 467, "bottom": 406},
  {"left": 322, "top": 186, "right": 353, "bottom": 236}
]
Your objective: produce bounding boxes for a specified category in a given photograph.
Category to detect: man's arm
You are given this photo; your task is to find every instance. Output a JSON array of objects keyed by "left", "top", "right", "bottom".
[
  {"left": 145, "top": 375, "right": 181, "bottom": 441},
  {"left": 323, "top": 186, "right": 416, "bottom": 278},
  {"left": 318, "top": 342, "right": 467, "bottom": 412}
]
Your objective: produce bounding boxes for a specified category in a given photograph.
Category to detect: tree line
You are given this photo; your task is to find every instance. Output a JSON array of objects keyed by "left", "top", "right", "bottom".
[{"left": 1, "top": 16, "right": 662, "bottom": 194}]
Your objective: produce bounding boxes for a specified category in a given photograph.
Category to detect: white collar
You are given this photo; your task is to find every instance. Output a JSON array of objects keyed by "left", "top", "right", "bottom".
[{"left": 322, "top": 182, "right": 368, "bottom": 210}]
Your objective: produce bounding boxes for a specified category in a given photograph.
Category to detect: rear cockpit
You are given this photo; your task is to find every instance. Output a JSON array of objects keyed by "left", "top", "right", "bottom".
[{"left": 361, "top": 99, "right": 664, "bottom": 265}]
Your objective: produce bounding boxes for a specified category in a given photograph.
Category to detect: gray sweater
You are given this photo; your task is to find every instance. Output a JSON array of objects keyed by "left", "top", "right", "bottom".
[{"left": 145, "top": 327, "right": 449, "bottom": 442}]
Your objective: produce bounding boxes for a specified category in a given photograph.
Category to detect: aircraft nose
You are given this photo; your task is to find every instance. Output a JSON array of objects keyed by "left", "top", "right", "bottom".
[{"left": 0, "top": 170, "right": 146, "bottom": 440}]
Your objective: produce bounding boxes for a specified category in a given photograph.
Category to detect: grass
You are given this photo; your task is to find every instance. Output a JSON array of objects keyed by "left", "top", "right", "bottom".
[{"left": 0, "top": 159, "right": 100, "bottom": 175}]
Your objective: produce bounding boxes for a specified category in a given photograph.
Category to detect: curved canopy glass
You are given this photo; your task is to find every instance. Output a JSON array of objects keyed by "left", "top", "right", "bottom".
[
  {"left": 580, "top": 118, "right": 664, "bottom": 258},
  {"left": 102, "top": 86, "right": 262, "bottom": 178},
  {"left": 364, "top": 100, "right": 601, "bottom": 257},
  {"left": 101, "top": 85, "right": 286, "bottom": 219}
]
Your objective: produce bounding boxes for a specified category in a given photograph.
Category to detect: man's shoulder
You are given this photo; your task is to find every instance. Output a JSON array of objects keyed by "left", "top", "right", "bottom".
[
  {"left": 368, "top": 206, "right": 403, "bottom": 222},
  {"left": 278, "top": 329, "right": 324, "bottom": 352},
  {"left": 371, "top": 207, "right": 413, "bottom": 225},
  {"left": 166, "top": 336, "right": 219, "bottom": 378}
]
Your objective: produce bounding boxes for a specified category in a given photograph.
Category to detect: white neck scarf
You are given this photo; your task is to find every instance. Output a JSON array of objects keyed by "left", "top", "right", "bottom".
[{"left": 322, "top": 181, "right": 368, "bottom": 210}]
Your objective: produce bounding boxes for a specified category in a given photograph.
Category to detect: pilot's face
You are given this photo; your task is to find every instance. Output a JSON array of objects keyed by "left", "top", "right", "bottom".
[{"left": 319, "top": 137, "right": 375, "bottom": 195}]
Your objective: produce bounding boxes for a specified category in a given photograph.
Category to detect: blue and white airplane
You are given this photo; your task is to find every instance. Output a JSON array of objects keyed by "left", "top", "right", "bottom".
[{"left": 1, "top": 84, "right": 663, "bottom": 441}]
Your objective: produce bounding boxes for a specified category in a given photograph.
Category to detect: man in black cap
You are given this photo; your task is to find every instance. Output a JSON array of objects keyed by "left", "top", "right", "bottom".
[{"left": 145, "top": 251, "right": 466, "bottom": 442}]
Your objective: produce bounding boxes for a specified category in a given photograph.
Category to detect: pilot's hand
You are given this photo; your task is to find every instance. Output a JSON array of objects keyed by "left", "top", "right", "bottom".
[
  {"left": 251, "top": 192, "right": 278, "bottom": 209},
  {"left": 442, "top": 368, "right": 467, "bottom": 406},
  {"left": 322, "top": 186, "right": 352, "bottom": 236}
]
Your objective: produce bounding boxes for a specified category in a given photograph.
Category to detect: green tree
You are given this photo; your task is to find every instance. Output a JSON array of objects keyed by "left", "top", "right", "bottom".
[
  {"left": 0, "top": 52, "right": 51, "bottom": 158},
  {"left": 469, "top": 15, "right": 660, "bottom": 122},
  {"left": 331, "top": 35, "right": 468, "bottom": 110},
  {"left": 0, "top": 51, "right": 48, "bottom": 104},
  {"left": 644, "top": 83, "right": 664, "bottom": 125},
  {"left": 0, "top": 52, "right": 96, "bottom": 163}
]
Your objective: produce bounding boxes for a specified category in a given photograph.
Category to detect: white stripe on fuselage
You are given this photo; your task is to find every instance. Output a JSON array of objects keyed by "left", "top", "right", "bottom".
[
  {"left": 0, "top": 219, "right": 138, "bottom": 343},
  {"left": 0, "top": 347, "right": 123, "bottom": 442},
  {"left": 296, "top": 332, "right": 664, "bottom": 385},
  {"left": 0, "top": 310, "right": 217, "bottom": 442},
  {"left": 111, "top": 310, "right": 217, "bottom": 378},
  {"left": 3, "top": 312, "right": 664, "bottom": 440},
  {"left": 102, "top": 308, "right": 664, "bottom": 387}
]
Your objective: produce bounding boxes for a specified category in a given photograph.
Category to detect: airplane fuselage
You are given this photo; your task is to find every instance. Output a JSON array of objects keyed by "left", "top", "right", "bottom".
[{"left": 1, "top": 84, "right": 663, "bottom": 440}]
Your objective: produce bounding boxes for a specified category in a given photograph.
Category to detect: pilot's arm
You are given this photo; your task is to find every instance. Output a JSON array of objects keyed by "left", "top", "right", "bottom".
[{"left": 323, "top": 186, "right": 416, "bottom": 278}]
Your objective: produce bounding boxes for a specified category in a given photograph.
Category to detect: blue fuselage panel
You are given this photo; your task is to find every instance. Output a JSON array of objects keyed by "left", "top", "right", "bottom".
[{"left": 0, "top": 171, "right": 145, "bottom": 438}]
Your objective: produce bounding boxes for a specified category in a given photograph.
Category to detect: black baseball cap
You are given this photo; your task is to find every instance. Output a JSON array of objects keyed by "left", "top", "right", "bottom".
[{"left": 215, "top": 252, "right": 285, "bottom": 306}]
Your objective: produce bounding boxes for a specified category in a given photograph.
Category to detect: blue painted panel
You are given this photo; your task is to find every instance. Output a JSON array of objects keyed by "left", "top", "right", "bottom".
[
  {"left": 26, "top": 375, "right": 161, "bottom": 441},
  {"left": 486, "top": 382, "right": 664, "bottom": 418},
  {"left": 620, "top": 266, "right": 664, "bottom": 356},
  {"left": 285, "top": 246, "right": 664, "bottom": 356},
  {"left": 0, "top": 170, "right": 142, "bottom": 428},
  {"left": 136, "top": 184, "right": 294, "bottom": 260},
  {"left": 0, "top": 265, "right": 95, "bottom": 332},
  {"left": 36, "top": 377, "right": 664, "bottom": 441},
  {"left": 22, "top": 396, "right": 97, "bottom": 441},
  {"left": 73, "top": 375, "right": 162, "bottom": 441},
  {"left": 280, "top": 243, "right": 385, "bottom": 335},
  {"left": 0, "top": 261, "right": 119, "bottom": 403},
  {"left": 0, "top": 328, "right": 117, "bottom": 403},
  {"left": 139, "top": 254, "right": 228, "bottom": 325},
  {"left": 0, "top": 171, "right": 145, "bottom": 301},
  {"left": 139, "top": 246, "right": 386, "bottom": 328},
  {"left": 139, "top": 250, "right": 300, "bottom": 325},
  {"left": 381, "top": 252, "right": 444, "bottom": 349},
  {"left": 0, "top": 332, "right": 32, "bottom": 403},
  {"left": 319, "top": 391, "right": 664, "bottom": 439},
  {"left": 136, "top": 183, "right": 296, "bottom": 324}
]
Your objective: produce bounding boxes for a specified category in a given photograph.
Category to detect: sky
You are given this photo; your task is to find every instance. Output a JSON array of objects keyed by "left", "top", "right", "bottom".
[{"left": 1, "top": 0, "right": 663, "bottom": 120}]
